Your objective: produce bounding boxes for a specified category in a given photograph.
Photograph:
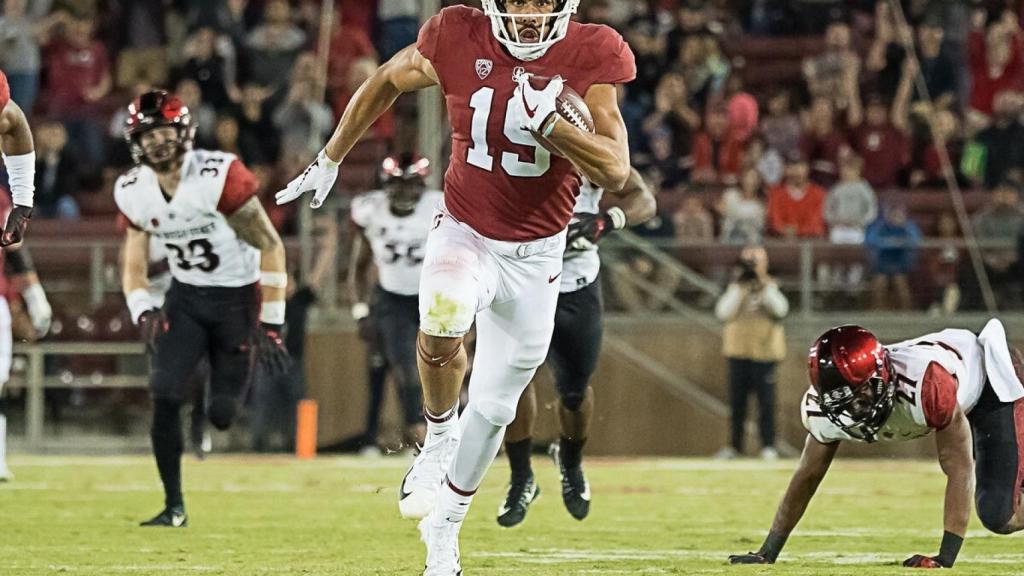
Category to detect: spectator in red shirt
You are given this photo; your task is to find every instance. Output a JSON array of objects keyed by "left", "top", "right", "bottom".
[
  {"left": 799, "top": 97, "right": 849, "bottom": 187},
  {"left": 691, "top": 103, "right": 746, "bottom": 185},
  {"left": 851, "top": 61, "right": 914, "bottom": 190},
  {"left": 766, "top": 153, "right": 827, "bottom": 238},
  {"left": 44, "top": 14, "right": 111, "bottom": 169},
  {"left": 968, "top": 9, "right": 1024, "bottom": 117},
  {"left": 327, "top": 15, "right": 377, "bottom": 101}
]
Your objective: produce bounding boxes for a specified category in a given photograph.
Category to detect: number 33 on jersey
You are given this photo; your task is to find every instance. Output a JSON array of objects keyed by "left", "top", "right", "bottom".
[{"left": 114, "top": 149, "right": 262, "bottom": 288}]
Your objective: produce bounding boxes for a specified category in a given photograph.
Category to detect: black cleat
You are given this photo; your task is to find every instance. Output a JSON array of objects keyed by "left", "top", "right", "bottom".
[
  {"left": 496, "top": 472, "right": 539, "bottom": 528},
  {"left": 551, "top": 443, "right": 590, "bottom": 520},
  {"left": 139, "top": 506, "right": 188, "bottom": 527}
]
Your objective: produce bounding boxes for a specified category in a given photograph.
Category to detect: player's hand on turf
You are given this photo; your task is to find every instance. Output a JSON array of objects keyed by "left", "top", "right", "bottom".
[
  {"left": 255, "top": 322, "right": 291, "bottom": 376},
  {"left": 1, "top": 205, "right": 32, "bottom": 247},
  {"left": 512, "top": 73, "right": 563, "bottom": 133},
  {"left": 275, "top": 149, "right": 340, "bottom": 209},
  {"left": 137, "top": 309, "right": 168, "bottom": 352},
  {"left": 728, "top": 552, "right": 773, "bottom": 564},
  {"left": 903, "top": 555, "right": 946, "bottom": 568},
  {"left": 566, "top": 208, "right": 626, "bottom": 252}
]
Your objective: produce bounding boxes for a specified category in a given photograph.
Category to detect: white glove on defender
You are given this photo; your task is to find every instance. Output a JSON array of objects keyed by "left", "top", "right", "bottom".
[
  {"left": 275, "top": 149, "right": 340, "bottom": 209},
  {"left": 512, "top": 73, "right": 563, "bottom": 133}
]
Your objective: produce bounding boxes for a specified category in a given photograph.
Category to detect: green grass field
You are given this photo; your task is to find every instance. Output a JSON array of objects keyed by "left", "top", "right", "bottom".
[{"left": 2, "top": 455, "right": 1022, "bottom": 575}]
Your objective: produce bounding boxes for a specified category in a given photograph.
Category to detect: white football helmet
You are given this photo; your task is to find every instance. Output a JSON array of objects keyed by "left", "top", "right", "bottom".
[{"left": 481, "top": 0, "right": 581, "bottom": 62}]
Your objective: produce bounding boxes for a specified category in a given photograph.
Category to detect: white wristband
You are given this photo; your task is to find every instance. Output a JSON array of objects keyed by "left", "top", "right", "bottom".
[
  {"left": 126, "top": 288, "right": 155, "bottom": 325},
  {"left": 260, "top": 271, "right": 288, "bottom": 289},
  {"left": 2, "top": 151, "right": 35, "bottom": 207},
  {"left": 261, "top": 300, "right": 286, "bottom": 325},
  {"left": 606, "top": 206, "right": 627, "bottom": 230},
  {"left": 351, "top": 302, "right": 369, "bottom": 320},
  {"left": 23, "top": 282, "right": 48, "bottom": 309}
]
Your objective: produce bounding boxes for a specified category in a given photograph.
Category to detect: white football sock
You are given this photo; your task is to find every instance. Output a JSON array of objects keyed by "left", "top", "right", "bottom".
[
  {"left": 447, "top": 404, "right": 505, "bottom": 493},
  {"left": 425, "top": 401, "right": 459, "bottom": 442},
  {"left": 435, "top": 479, "right": 474, "bottom": 524}
]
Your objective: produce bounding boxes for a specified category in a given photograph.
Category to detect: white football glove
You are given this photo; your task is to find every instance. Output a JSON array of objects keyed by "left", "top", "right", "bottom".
[
  {"left": 23, "top": 282, "right": 51, "bottom": 337},
  {"left": 512, "top": 73, "right": 563, "bottom": 134},
  {"left": 275, "top": 149, "right": 340, "bottom": 209}
]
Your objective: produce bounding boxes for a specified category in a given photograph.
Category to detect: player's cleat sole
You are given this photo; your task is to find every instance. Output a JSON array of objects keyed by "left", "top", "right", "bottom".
[
  {"left": 551, "top": 443, "right": 590, "bottom": 521},
  {"left": 139, "top": 507, "right": 188, "bottom": 527},
  {"left": 496, "top": 472, "right": 540, "bottom": 528}
]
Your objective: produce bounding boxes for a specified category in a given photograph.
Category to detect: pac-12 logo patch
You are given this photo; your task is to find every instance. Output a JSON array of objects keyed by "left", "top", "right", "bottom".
[{"left": 475, "top": 59, "right": 493, "bottom": 80}]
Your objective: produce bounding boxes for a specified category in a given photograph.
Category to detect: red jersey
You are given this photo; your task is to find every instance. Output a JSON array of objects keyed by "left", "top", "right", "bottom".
[
  {"left": 416, "top": 6, "right": 636, "bottom": 241},
  {"left": 0, "top": 70, "right": 9, "bottom": 110}
]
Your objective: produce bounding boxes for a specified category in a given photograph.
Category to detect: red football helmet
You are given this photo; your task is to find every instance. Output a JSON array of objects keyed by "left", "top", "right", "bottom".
[
  {"left": 124, "top": 90, "right": 195, "bottom": 172},
  {"left": 808, "top": 325, "right": 896, "bottom": 442},
  {"left": 380, "top": 153, "right": 429, "bottom": 214}
]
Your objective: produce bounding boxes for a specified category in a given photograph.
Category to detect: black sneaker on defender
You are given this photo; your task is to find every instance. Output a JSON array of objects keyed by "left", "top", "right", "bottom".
[
  {"left": 551, "top": 443, "right": 590, "bottom": 520},
  {"left": 139, "top": 506, "right": 188, "bottom": 527},
  {"left": 496, "top": 472, "right": 540, "bottom": 528}
]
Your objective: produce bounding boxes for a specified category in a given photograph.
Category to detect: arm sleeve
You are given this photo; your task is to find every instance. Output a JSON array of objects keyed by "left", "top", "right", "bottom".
[
  {"left": 714, "top": 283, "right": 746, "bottom": 321},
  {"left": 761, "top": 282, "right": 790, "bottom": 319},
  {"left": 217, "top": 160, "right": 260, "bottom": 216},
  {"left": 922, "top": 361, "right": 959, "bottom": 430}
]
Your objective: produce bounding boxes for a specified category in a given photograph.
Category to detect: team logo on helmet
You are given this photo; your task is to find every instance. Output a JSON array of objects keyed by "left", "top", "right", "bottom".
[{"left": 475, "top": 59, "right": 493, "bottom": 80}]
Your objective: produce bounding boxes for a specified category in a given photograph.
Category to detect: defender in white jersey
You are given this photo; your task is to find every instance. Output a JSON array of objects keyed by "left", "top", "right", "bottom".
[
  {"left": 731, "top": 320, "right": 1024, "bottom": 568},
  {"left": 498, "top": 168, "right": 655, "bottom": 527},
  {"left": 115, "top": 90, "right": 289, "bottom": 527},
  {"left": 349, "top": 154, "right": 439, "bottom": 448}
]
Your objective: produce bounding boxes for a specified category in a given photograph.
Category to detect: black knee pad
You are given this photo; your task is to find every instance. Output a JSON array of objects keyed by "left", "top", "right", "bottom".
[
  {"left": 0, "top": 395, "right": 6, "bottom": 416},
  {"left": 976, "top": 490, "right": 1015, "bottom": 534},
  {"left": 560, "top": 391, "right": 586, "bottom": 412},
  {"left": 208, "top": 396, "right": 237, "bottom": 431}
]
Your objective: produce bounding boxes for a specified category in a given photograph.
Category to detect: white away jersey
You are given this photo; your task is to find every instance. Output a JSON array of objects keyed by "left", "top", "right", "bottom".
[
  {"left": 802, "top": 327, "right": 988, "bottom": 444},
  {"left": 561, "top": 180, "right": 602, "bottom": 293},
  {"left": 351, "top": 190, "right": 442, "bottom": 296},
  {"left": 114, "top": 149, "right": 261, "bottom": 288}
]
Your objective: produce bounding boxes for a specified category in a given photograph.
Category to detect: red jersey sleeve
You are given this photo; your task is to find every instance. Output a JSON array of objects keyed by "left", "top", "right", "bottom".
[
  {"left": 591, "top": 28, "right": 636, "bottom": 86},
  {"left": 217, "top": 160, "right": 259, "bottom": 216},
  {"left": 417, "top": 11, "right": 445, "bottom": 65},
  {"left": 0, "top": 70, "right": 9, "bottom": 110},
  {"left": 921, "top": 361, "right": 959, "bottom": 430}
]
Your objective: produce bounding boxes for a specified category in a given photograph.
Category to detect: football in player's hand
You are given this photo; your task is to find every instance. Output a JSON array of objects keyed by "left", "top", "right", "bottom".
[{"left": 528, "top": 76, "right": 594, "bottom": 157}]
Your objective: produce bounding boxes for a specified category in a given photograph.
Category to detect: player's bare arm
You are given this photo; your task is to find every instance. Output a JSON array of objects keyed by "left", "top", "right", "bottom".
[
  {"left": 4, "top": 245, "right": 52, "bottom": 338},
  {"left": 540, "top": 84, "right": 631, "bottom": 191},
  {"left": 730, "top": 434, "right": 839, "bottom": 564},
  {"left": 276, "top": 45, "right": 438, "bottom": 207},
  {"left": 602, "top": 167, "right": 657, "bottom": 224},
  {"left": 0, "top": 99, "right": 32, "bottom": 156},
  {"left": 0, "top": 97, "right": 36, "bottom": 245},
  {"left": 226, "top": 197, "right": 287, "bottom": 305},
  {"left": 345, "top": 227, "right": 374, "bottom": 320},
  {"left": 903, "top": 405, "right": 972, "bottom": 568},
  {"left": 121, "top": 227, "right": 151, "bottom": 297}
]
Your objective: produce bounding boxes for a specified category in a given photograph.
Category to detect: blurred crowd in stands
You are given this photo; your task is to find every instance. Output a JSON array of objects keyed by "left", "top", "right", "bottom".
[{"left": 3, "top": 0, "right": 1024, "bottom": 312}]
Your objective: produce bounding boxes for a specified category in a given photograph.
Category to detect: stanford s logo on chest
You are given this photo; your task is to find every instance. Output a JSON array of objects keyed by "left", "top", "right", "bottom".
[{"left": 475, "top": 59, "right": 492, "bottom": 80}]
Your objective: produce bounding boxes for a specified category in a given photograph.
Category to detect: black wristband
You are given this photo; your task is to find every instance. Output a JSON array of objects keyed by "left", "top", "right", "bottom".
[
  {"left": 758, "top": 531, "right": 789, "bottom": 562},
  {"left": 936, "top": 530, "right": 963, "bottom": 567}
]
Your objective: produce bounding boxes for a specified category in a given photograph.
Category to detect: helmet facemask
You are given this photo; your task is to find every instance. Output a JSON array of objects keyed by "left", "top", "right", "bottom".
[
  {"left": 125, "top": 91, "right": 196, "bottom": 174},
  {"left": 481, "top": 0, "right": 580, "bottom": 61},
  {"left": 819, "top": 360, "right": 896, "bottom": 442}
]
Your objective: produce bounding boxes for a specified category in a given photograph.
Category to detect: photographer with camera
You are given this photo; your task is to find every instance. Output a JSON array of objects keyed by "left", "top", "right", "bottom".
[{"left": 713, "top": 245, "right": 789, "bottom": 460}]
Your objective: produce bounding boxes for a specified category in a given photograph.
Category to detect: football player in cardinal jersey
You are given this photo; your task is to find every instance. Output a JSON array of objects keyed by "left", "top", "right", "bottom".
[
  {"left": 348, "top": 153, "right": 441, "bottom": 447},
  {"left": 0, "top": 237, "right": 52, "bottom": 481},
  {"left": 116, "top": 90, "right": 289, "bottom": 527},
  {"left": 276, "top": 0, "right": 635, "bottom": 572},
  {"left": 730, "top": 320, "right": 1024, "bottom": 568},
  {"left": 0, "top": 70, "right": 36, "bottom": 246},
  {"left": 498, "top": 167, "right": 654, "bottom": 527}
]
